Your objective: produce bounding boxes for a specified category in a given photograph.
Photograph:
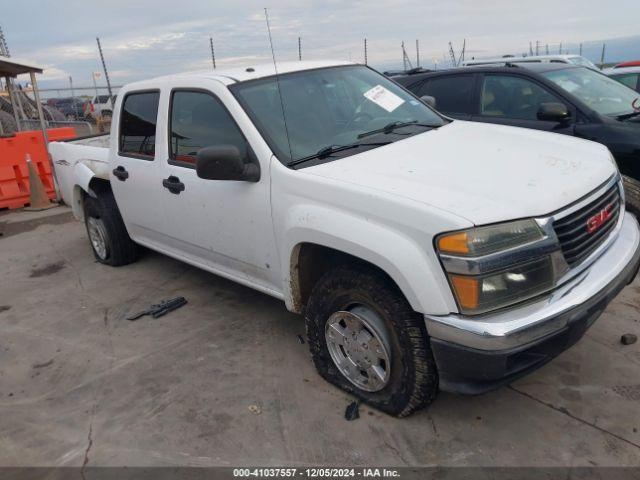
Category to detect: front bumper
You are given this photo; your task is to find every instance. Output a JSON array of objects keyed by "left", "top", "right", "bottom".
[{"left": 425, "top": 212, "right": 640, "bottom": 394}]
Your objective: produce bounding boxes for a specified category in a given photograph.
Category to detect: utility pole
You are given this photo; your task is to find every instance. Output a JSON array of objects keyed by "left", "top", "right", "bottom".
[
  {"left": 600, "top": 43, "right": 606, "bottom": 68},
  {"left": 460, "top": 39, "right": 466, "bottom": 64},
  {"left": 535, "top": 40, "right": 539, "bottom": 56},
  {"left": 559, "top": 42, "right": 562, "bottom": 54},
  {"left": 416, "top": 39, "right": 420, "bottom": 67},
  {"left": 298, "top": 37, "right": 302, "bottom": 61},
  {"left": 529, "top": 41, "right": 533, "bottom": 56},
  {"left": 96, "top": 37, "right": 113, "bottom": 100},
  {"left": 579, "top": 43, "right": 583, "bottom": 55},
  {"left": 69, "top": 76, "right": 79, "bottom": 118},
  {"left": 209, "top": 37, "right": 216, "bottom": 69},
  {"left": 91, "top": 72, "right": 100, "bottom": 99},
  {"left": 448, "top": 42, "right": 456, "bottom": 67},
  {"left": 402, "top": 41, "right": 406, "bottom": 70},
  {"left": 364, "top": 38, "right": 368, "bottom": 65},
  {"left": 546, "top": 44, "right": 549, "bottom": 55}
]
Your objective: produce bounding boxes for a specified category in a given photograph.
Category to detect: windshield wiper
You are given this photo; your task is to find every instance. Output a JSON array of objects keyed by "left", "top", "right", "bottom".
[
  {"left": 357, "top": 120, "right": 439, "bottom": 139},
  {"left": 288, "top": 141, "right": 391, "bottom": 167},
  {"left": 616, "top": 110, "right": 640, "bottom": 120}
]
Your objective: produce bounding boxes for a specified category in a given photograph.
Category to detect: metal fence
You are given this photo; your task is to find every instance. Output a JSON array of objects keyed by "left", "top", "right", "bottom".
[{"left": 18, "top": 119, "right": 94, "bottom": 137}]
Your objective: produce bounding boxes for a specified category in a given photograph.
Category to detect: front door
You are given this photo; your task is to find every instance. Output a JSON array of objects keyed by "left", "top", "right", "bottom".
[
  {"left": 472, "top": 74, "right": 575, "bottom": 135},
  {"left": 109, "top": 90, "right": 168, "bottom": 246},
  {"left": 157, "top": 84, "right": 279, "bottom": 292}
]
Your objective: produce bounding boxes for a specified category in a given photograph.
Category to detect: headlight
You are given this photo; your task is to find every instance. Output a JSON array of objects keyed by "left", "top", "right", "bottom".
[
  {"left": 437, "top": 220, "right": 558, "bottom": 315},
  {"left": 437, "top": 219, "right": 544, "bottom": 256}
]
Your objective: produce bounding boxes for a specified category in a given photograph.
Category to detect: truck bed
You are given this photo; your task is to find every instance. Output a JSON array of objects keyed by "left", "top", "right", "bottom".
[{"left": 49, "top": 134, "right": 111, "bottom": 214}]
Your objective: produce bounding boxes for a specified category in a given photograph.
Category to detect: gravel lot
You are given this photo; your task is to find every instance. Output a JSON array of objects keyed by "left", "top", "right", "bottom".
[{"left": 1, "top": 207, "right": 640, "bottom": 467}]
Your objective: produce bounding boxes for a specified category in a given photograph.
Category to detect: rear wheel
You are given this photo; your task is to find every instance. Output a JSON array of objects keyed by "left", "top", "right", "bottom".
[
  {"left": 623, "top": 175, "right": 640, "bottom": 219},
  {"left": 83, "top": 189, "right": 138, "bottom": 266},
  {"left": 305, "top": 264, "right": 438, "bottom": 417}
]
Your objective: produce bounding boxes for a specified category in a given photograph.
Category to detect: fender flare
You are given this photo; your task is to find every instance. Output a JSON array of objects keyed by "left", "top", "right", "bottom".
[{"left": 280, "top": 205, "right": 455, "bottom": 316}]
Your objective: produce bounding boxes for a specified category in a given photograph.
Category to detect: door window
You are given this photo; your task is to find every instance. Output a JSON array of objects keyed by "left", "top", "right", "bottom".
[
  {"left": 612, "top": 73, "right": 639, "bottom": 91},
  {"left": 119, "top": 91, "right": 160, "bottom": 159},
  {"left": 480, "top": 75, "right": 563, "bottom": 120},
  {"left": 169, "top": 90, "right": 247, "bottom": 167},
  {"left": 417, "top": 75, "right": 475, "bottom": 114}
]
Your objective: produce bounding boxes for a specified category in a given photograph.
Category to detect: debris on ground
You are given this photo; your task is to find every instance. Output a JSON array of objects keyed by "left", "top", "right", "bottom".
[
  {"left": 345, "top": 401, "right": 360, "bottom": 421},
  {"left": 127, "top": 296, "right": 187, "bottom": 321},
  {"left": 32, "top": 359, "right": 54, "bottom": 369},
  {"left": 248, "top": 405, "right": 262, "bottom": 415},
  {"left": 296, "top": 334, "right": 305, "bottom": 344},
  {"left": 621, "top": 334, "right": 637, "bottom": 345}
]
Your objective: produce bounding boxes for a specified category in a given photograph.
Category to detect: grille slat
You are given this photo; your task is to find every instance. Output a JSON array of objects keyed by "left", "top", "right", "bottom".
[{"left": 553, "top": 184, "right": 621, "bottom": 268}]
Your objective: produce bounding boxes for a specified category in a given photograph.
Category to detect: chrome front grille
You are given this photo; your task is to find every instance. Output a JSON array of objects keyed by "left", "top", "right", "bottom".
[{"left": 553, "top": 184, "right": 621, "bottom": 268}]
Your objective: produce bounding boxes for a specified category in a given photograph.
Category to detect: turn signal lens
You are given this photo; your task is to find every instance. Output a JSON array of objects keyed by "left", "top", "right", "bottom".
[
  {"left": 437, "top": 232, "right": 469, "bottom": 254},
  {"left": 449, "top": 275, "right": 479, "bottom": 310}
]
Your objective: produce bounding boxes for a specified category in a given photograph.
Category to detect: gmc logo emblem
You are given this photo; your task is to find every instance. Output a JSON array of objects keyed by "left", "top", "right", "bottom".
[{"left": 587, "top": 203, "right": 614, "bottom": 234}]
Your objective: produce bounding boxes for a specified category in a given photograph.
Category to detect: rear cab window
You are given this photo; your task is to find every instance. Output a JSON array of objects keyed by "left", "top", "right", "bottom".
[{"left": 119, "top": 91, "right": 160, "bottom": 159}]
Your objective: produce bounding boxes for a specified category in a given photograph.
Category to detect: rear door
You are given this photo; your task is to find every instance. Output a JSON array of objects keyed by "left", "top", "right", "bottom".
[
  {"left": 109, "top": 90, "right": 168, "bottom": 246},
  {"left": 413, "top": 74, "right": 477, "bottom": 119},
  {"left": 472, "top": 73, "right": 576, "bottom": 134}
]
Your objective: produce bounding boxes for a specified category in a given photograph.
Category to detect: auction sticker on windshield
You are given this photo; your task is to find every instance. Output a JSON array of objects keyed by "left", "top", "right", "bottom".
[{"left": 364, "top": 85, "right": 405, "bottom": 112}]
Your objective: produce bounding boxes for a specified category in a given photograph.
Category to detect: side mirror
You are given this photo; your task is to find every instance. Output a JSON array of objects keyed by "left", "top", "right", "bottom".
[
  {"left": 420, "top": 95, "right": 437, "bottom": 109},
  {"left": 537, "top": 102, "right": 570, "bottom": 122},
  {"left": 196, "top": 145, "right": 260, "bottom": 182}
]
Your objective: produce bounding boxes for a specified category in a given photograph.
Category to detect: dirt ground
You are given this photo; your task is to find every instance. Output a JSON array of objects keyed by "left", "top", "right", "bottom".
[{"left": 1, "top": 206, "right": 640, "bottom": 467}]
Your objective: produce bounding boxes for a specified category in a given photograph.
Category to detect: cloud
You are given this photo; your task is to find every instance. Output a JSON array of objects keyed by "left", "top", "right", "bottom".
[{"left": 5, "top": 0, "right": 640, "bottom": 90}]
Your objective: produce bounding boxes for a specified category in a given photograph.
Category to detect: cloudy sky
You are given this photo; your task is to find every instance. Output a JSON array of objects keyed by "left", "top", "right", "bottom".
[{"left": 3, "top": 0, "right": 640, "bottom": 91}]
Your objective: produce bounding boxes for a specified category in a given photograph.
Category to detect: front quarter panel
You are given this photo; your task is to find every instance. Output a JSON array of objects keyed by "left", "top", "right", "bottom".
[{"left": 270, "top": 159, "right": 471, "bottom": 315}]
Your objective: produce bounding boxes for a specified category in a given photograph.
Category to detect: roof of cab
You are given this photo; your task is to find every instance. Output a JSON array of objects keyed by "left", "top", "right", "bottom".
[{"left": 122, "top": 60, "right": 355, "bottom": 90}]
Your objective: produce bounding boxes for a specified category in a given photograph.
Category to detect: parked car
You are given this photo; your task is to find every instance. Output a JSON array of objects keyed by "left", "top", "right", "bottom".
[
  {"left": 613, "top": 61, "right": 640, "bottom": 69},
  {"left": 49, "top": 60, "right": 640, "bottom": 416},
  {"left": 394, "top": 63, "right": 640, "bottom": 216},
  {"left": 604, "top": 66, "right": 640, "bottom": 93},
  {"left": 462, "top": 54, "right": 598, "bottom": 70},
  {"left": 48, "top": 97, "right": 87, "bottom": 120},
  {"left": 85, "top": 94, "right": 114, "bottom": 119}
]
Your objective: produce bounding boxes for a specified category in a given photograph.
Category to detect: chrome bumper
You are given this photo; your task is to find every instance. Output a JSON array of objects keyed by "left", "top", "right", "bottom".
[{"left": 425, "top": 212, "right": 640, "bottom": 351}]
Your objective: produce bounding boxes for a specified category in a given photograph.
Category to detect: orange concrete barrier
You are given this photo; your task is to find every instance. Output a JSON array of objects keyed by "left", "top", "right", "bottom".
[{"left": 0, "top": 127, "right": 76, "bottom": 210}]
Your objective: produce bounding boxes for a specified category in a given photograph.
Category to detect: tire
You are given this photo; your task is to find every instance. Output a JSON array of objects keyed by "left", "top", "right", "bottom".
[
  {"left": 83, "top": 189, "right": 138, "bottom": 266},
  {"left": 623, "top": 175, "right": 640, "bottom": 219},
  {"left": 305, "top": 264, "right": 438, "bottom": 417}
]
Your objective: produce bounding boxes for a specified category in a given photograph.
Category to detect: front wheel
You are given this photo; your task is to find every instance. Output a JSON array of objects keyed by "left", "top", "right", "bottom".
[
  {"left": 623, "top": 175, "right": 640, "bottom": 219},
  {"left": 305, "top": 264, "right": 438, "bottom": 417},
  {"left": 83, "top": 190, "right": 138, "bottom": 266}
]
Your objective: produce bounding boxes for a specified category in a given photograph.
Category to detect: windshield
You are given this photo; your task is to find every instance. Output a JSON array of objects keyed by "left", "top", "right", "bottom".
[
  {"left": 567, "top": 56, "right": 597, "bottom": 69},
  {"left": 231, "top": 65, "right": 444, "bottom": 164},
  {"left": 543, "top": 67, "right": 640, "bottom": 116}
]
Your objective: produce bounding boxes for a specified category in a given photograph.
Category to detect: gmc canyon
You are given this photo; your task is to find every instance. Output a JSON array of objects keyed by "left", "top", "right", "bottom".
[{"left": 49, "top": 61, "right": 640, "bottom": 416}]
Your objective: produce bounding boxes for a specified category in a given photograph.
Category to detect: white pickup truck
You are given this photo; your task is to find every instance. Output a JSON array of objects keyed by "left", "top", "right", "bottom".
[{"left": 49, "top": 60, "right": 640, "bottom": 416}]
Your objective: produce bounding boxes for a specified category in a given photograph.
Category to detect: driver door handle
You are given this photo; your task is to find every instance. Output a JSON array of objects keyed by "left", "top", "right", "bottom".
[
  {"left": 162, "top": 175, "right": 185, "bottom": 194},
  {"left": 112, "top": 166, "right": 129, "bottom": 181}
]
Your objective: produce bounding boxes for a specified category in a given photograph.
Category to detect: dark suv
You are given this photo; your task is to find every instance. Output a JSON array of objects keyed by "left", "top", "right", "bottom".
[{"left": 393, "top": 63, "right": 640, "bottom": 215}]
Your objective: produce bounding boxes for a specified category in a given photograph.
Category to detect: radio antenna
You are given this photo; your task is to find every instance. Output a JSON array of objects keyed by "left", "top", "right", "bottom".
[{"left": 264, "top": 8, "right": 293, "bottom": 161}]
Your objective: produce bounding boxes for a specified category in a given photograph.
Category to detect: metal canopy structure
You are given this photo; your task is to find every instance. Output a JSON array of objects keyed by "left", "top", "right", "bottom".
[
  {"left": 0, "top": 56, "right": 59, "bottom": 199},
  {"left": 0, "top": 56, "right": 43, "bottom": 77}
]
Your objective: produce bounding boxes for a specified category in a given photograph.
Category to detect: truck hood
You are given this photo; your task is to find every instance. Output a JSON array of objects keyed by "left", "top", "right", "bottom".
[{"left": 305, "top": 120, "right": 617, "bottom": 225}]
